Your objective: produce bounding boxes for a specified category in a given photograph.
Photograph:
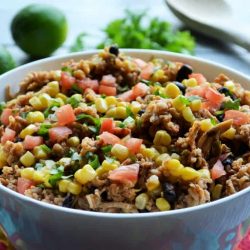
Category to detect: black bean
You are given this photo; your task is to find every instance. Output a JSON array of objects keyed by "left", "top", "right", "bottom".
[
  {"left": 173, "top": 81, "right": 186, "bottom": 94},
  {"left": 62, "top": 194, "right": 75, "bottom": 208},
  {"left": 176, "top": 64, "right": 193, "bottom": 82},
  {"left": 162, "top": 182, "right": 177, "bottom": 204},
  {"left": 109, "top": 45, "right": 119, "bottom": 56},
  {"left": 222, "top": 156, "right": 233, "bottom": 166},
  {"left": 218, "top": 87, "right": 237, "bottom": 100},
  {"left": 216, "top": 113, "right": 225, "bottom": 122},
  {"left": 138, "top": 109, "right": 145, "bottom": 116}
]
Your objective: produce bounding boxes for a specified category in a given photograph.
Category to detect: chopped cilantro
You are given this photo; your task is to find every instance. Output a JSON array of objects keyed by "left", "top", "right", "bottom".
[
  {"left": 67, "top": 96, "right": 81, "bottom": 108},
  {"left": 101, "top": 145, "right": 112, "bottom": 154},
  {"left": 61, "top": 66, "right": 73, "bottom": 75},
  {"left": 210, "top": 117, "right": 218, "bottom": 126},
  {"left": 49, "top": 172, "right": 63, "bottom": 186},
  {"left": 40, "top": 144, "right": 52, "bottom": 153},
  {"left": 126, "top": 106, "right": 134, "bottom": 118},
  {"left": 118, "top": 122, "right": 126, "bottom": 128},
  {"left": 76, "top": 114, "right": 101, "bottom": 132},
  {"left": 37, "top": 124, "right": 52, "bottom": 136},
  {"left": 222, "top": 99, "right": 240, "bottom": 110},
  {"left": 72, "top": 84, "right": 83, "bottom": 94}
]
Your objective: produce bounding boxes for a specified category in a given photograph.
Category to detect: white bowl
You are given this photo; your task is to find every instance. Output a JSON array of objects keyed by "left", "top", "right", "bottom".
[{"left": 0, "top": 50, "right": 250, "bottom": 250}]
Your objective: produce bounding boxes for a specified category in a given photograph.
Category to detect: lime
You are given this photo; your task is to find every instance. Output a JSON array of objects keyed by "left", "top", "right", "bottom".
[
  {"left": 11, "top": 4, "right": 68, "bottom": 57},
  {"left": 0, "top": 46, "right": 16, "bottom": 74}
]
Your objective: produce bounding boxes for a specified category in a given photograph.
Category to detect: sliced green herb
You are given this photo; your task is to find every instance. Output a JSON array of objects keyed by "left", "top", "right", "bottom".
[
  {"left": 37, "top": 124, "right": 52, "bottom": 136},
  {"left": 67, "top": 96, "right": 81, "bottom": 108},
  {"left": 40, "top": 144, "right": 52, "bottom": 153},
  {"left": 179, "top": 95, "right": 190, "bottom": 105},
  {"left": 0, "top": 102, "right": 6, "bottom": 114},
  {"left": 126, "top": 106, "right": 134, "bottom": 118},
  {"left": 215, "top": 110, "right": 224, "bottom": 115},
  {"left": 123, "top": 116, "right": 135, "bottom": 126},
  {"left": 44, "top": 100, "right": 61, "bottom": 118},
  {"left": 101, "top": 145, "right": 112, "bottom": 153},
  {"left": 118, "top": 122, "right": 126, "bottom": 128},
  {"left": 222, "top": 99, "right": 240, "bottom": 110},
  {"left": 210, "top": 117, "right": 218, "bottom": 126},
  {"left": 61, "top": 175, "right": 74, "bottom": 180},
  {"left": 154, "top": 89, "right": 167, "bottom": 98},
  {"left": 49, "top": 172, "right": 63, "bottom": 186},
  {"left": 89, "top": 154, "right": 100, "bottom": 169},
  {"left": 76, "top": 114, "right": 101, "bottom": 131},
  {"left": 61, "top": 66, "right": 73, "bottom": 75},
  {"left": 72, "top": 84, "right": 83, "bottom": 94}
]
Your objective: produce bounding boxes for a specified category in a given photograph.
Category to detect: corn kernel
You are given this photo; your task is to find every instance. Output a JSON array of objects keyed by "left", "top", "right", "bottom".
[
  {"left": 20, "top": 151, "right": 36, "bottom": 167},
  {"left": 105, "top": 96, "right": 117, "bottom": 107},
  {"left": 212, "top": 184, "right": 223, "bottom": 200},
  {"left": 200, "top": 119, "right": 213, "bottom": 132},
  {"left": 198, "top": 169, "right": 211, "bottom": 180},
  {"left": 146, "top": 175, "right": 160, "bottom": 191},
  {"left": 153, "top": 130, "right": 171, "bottom": 146},
  {"left": 221, "top": 127, "right": 236, "bottom": 140},
  {"left": 156, "top": 198, "right": 171, "bottom": 211},
  {"left": 154, "top": 146, "right": 168, "bottom": 154},
  {"left": 117, "top": 101, "right": 127, "bottom": 107},
  {"left": 0, "top": 146, "right": 7, "bottom": 168},
  {"left": 26, "top": 111, "right": 45, "bottom": 123},
  {"left": 224, "top": 81, "right": 235, "bottom": 92},
  {"left": 21, "top": 167, "right": 35, "bottom": 180},
  {"left": 182, "top": 78, "right": 198, "bottom": 87},
  {"left": 182, "top": 107, "right": 195, "bottom": 123},
  {"left": 172, "top": 95, "right": 186, "bottom": 111},
  {"left": 47, "top": 81, "right": 59, "bottom": 97},
  {"left": 190, "top": 99, "right": 202, "bottom": 111},
  {"left": 135, "top": 193, "right": 149, "bottom": 210},
  {"left": 111, "top": 144, "right": 129, "bottom": 161},
  {"left": 155, "top": 153, "right": 170, "bottom": 166},
  {"left": 67, "top": 181, "right": 82, "bottom": 195},
  {"left": 33, "top": 146, "right": 48, "bottom": 159},
  {"left": 130, "top": 101, "right": 141, "bottom": 115},
  {"left": 165, "top": 83, "right": 181, "bottom": 98},
  {"left": 163, "top": 159, "right": 184, "bottom": 177},
  {"left": 152, "top": 69, "right": 165, "bottom": 82},
  {"left": 67, "top": 136, "right": 80, "bottom": 147},
  {"left": 29, "top": 96, "right": 43, "bottom": 110},
  {"left": 106, "top": 107, "right": 116, "bottom": 117},
  {"left": 170, "top": 153, "right": 180, "bottom": 160},
  {"left": 96, "top": 160, "right": 119, "bottom": 176},
  {"left": 58, "top": 179, "right": 71, "bottom": 193},
  {"left": 33, "top": 171, "right": 46, "bottom": 183},
  {"left": 181, "top": 167, "right": 200, "bottom": 181},
  {"left": 95, "top": 98, "right": 108, "bottom": 113},
  {"left": 39, "top": 93, "right": 51, "bottom": 108},
  {"left": 115, "top": 106, "right": 127, "bottom": 119},
  {"left": 56, "top": 93, "right": 68, "bottom": 102},
  {"left": 19, "top": 124, "right": 37, "bottom": 139},
  {"left": 140, "top": 146, "right": 159, "bottom": 160},
  {"left": 44, "top": 174, "right": 52, "bottom": 188},
  {"left": 74, "top": 164, "right": 97, "bottom": 185}
]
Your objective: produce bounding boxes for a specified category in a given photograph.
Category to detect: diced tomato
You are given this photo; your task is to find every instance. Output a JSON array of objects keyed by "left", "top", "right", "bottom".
[
  {"left": 60, "top": 72, "right": 75, "bottom": 91},
  {"left": 56, "top": 104, "right": 76, "bottom": 126},
  {"left": 189, "top": 73, "right": 207, "bottom": 84},
  {"left": 134, "top": 58, "right": 148, "bottom": 69},
  {"left": 224, "top": 110, "right": 250, "bottom": 126},
  {"left": 1, "top": 108, "right": 12, "bottom": 126},
  {"left": 100, "top": 118, "right": 115, "bottom": 133},
  {"left": 77, "top": 78, "right": 99, "bottom": 92},
  {"left": 118, "top": 90, "right": 135, "bottom": 102},
  {"left": 201, "top": 101, "right": 219, "bottom": 110},
  {"left": 132, "top": 82, "right": 149, "bottom": 98},
  {"left": 140, "top": 63, "right": 154, "bottom": 80},
  {"left": 49, "top": 126, "right": 72, "bottom": 142},
  {"left": 186, "top": 86, "right": 206, "bottom": 98},
  {"left": 109, "top": 164, "right": 140, "bottom": 184},
  {"left": 99, "top": 85, "right": 117, "bottom": 96},
  {"left": 17, "top": 177, "right": 35, "bottom": 195},
  {"left": 23, "top": 135, "right": 43, "bottom": 150},
  {"left": 210, "top": 160, "right": 226, "bottom": 180},
  {"left": 99, "top": 132, "right": 121, "bottom": 145},
  {"left": 205, "top": 87, "right": 224, "bottom": 106},
  {"left": 100, "top": 74, "right": 116, "bottom": 87},
  {"left": 1, "top": 128, "right": 16, "bottom": 144},
  {"left": 125, "top": 138, "right": 143, "bottom": 154}
]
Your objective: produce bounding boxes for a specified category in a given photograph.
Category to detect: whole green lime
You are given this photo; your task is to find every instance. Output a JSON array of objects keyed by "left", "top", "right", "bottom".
[
  {"left": 11, "top": 4, "right": 68, "bottom": 57},
  {"left": 0, "top": 46, "right": 16, "bottom": 74}
]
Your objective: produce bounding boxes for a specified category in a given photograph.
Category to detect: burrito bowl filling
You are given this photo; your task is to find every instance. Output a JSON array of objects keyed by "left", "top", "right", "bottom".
[{"left": 0, "top": 46, "right": 250, "bottom": 213}]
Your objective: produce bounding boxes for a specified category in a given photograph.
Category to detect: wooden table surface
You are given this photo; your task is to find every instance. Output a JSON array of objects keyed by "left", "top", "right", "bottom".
[{"left": 1, "top": 0, "right": 250, "bottom": 75}]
